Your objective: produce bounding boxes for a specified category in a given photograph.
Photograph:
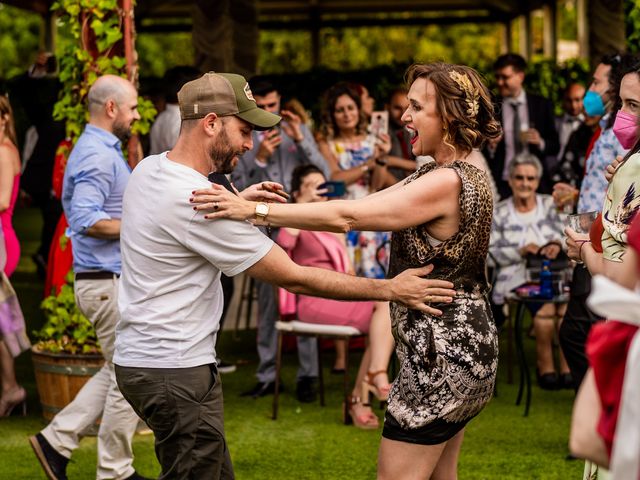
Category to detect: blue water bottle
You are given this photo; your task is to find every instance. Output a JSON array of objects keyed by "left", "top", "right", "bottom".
[{"left": 539, "top": 260, "right": 554, "bottom": 299}]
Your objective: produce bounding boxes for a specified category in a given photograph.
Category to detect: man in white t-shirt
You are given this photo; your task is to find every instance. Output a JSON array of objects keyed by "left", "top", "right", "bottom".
[{"left": 114, "top": 72, "right": 456, "bottom": 479}]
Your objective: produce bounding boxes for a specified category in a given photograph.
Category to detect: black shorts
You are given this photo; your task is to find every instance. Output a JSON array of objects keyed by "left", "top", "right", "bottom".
[{"left": 382, "top": 411, "right": 471, "bottom": 445}]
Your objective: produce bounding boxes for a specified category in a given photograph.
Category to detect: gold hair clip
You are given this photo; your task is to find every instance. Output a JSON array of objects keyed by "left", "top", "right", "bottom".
[{"left": 448, "top": 70, "right": 479, "bottom": 122}]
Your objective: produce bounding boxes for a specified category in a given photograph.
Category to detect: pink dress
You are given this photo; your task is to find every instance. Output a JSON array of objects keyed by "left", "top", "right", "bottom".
[
  {"left": 1, "top": 175, "right": 20, "bottom": 277},
  {"left": 277, "top": 229, "right": 375, "bottom": 333}
]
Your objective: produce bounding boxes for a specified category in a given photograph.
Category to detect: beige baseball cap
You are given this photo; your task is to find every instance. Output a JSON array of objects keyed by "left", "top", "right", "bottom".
[{"left": 177, "top": 72, "right": 280, "bottom": 130}]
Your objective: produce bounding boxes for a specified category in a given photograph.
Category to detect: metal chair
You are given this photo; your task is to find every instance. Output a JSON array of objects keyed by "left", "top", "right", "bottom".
[{"left": 272, "top": 320, "right": 364, "bottom": 424}]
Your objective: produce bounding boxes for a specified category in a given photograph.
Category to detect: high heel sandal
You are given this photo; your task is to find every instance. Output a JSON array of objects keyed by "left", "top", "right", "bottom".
[
  {"left": 344, "top": 396, "right": 379, "bottom": 430},
  {"left": 0, "top": 386, "right": 26, "bottom": 417},
  {"left": 362, "top": 370, "right": 391, "bottom": 405}
]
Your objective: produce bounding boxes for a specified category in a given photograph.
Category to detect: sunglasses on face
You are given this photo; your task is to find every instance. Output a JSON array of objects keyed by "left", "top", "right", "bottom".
[{"left": 513, "top": 174, "right": 537, "bottom": 182}]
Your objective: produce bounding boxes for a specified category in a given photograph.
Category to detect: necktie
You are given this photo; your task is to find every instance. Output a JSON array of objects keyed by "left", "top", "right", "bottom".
[{"left": 512, "top": 102, "right": 523, "bottom": 154}]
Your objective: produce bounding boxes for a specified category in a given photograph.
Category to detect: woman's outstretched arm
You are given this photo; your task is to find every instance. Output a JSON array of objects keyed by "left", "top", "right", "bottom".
[{"left": 191, "top": 167, "right": 461, "bottom": 233}]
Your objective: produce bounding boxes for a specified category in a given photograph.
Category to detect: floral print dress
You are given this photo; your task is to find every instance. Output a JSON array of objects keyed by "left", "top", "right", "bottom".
[
  {"left": 330, "top": 136, "right": 390, "bottom": 278},
  {"left": 383, "top": 161, "right": 498, "bottom": 443}
]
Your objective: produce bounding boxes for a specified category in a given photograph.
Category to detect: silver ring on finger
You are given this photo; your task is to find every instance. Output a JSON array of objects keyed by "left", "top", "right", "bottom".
[{"left": 214, "top": 201, "right": 219, "bottom": 210}]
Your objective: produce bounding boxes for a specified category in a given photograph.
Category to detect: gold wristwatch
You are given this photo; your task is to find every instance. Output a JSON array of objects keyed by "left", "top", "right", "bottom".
[{"left": 255, "top": 202, "right": 269, "bottom": 220}]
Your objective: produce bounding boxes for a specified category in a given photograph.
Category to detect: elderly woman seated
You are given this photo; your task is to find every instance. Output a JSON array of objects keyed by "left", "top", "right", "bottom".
[{"left": 489, "top": 153, "right": 572, "bottom": 390}]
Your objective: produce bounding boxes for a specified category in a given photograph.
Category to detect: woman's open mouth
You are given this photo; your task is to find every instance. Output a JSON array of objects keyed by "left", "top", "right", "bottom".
[{"left": 408, "top": 128, "right": 419, "bottom": 145}]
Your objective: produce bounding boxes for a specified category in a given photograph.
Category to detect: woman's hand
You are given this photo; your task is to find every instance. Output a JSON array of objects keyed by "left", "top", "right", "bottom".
[
  {"left": 239, "top": 181, "right": 289, "bottom": 203},
  {"left": 605, "top": 155, "right": 624, "bottom": 183},
  {"left": 374, "top": 133, "right": 392, "bottom": 158},
  {"left": 390, "top": 264, "right": 456, "bottom": 316},
  {"left": 279, "top": 110, "right": 304, "bottom": 143},
  {"left": 552, "top": 182, "right": 578, "bottom": 209},
  {"left": 565, "top": 227, "right": 590, "bottom": 261},
  {"left": 191, "top": 184, "right": 255, "bottom": 220},
  {"left": 519, "top": 243, "right": 540, "bottom": 257},
  {"left": 540, "top": 242, "right": 562, "bottom": 260}
]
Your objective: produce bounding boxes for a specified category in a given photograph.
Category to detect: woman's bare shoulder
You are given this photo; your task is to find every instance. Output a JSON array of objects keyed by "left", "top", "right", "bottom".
[{"left": 0, "top": 142, "right": 20, "bottom": 171}]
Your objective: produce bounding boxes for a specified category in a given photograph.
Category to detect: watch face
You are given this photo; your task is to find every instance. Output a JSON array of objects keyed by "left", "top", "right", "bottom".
[{"left": 256, "top": 203, "right": 269, "bottom": 217}]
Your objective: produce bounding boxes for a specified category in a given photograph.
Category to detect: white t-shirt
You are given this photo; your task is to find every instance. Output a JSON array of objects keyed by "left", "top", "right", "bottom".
[{"left": 115, "top": 153, "right": 273, "bottom": 368}]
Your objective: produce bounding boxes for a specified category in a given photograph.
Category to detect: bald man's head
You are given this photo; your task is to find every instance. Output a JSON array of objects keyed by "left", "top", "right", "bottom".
[
  {"left": 87, "top": 75, "right": 140, "bottom": 141},
  {"left": 563, "top": 83, "right": 586, "bottom": 117}
]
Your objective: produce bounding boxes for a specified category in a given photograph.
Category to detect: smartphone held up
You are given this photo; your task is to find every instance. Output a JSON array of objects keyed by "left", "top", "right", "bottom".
[
  {"left": 370, "top": 111, "right": 389, "bottom": 138},
  {"left": 318, "top": 181, "right": 346, "bottom": 198}
]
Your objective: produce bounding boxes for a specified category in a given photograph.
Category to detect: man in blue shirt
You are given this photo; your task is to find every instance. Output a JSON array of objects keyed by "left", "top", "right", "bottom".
[{"left": 30, "top": 75, "right": 150, "bottom": 480}]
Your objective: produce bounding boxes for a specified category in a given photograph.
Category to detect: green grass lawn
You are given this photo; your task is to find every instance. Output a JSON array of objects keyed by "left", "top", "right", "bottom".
[{"left": 0, "top": 207, "right": 584, "bottom": 479}]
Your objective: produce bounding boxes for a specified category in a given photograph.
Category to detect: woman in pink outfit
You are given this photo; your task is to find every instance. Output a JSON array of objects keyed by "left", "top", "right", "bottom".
[
  {"left": 277, "top": 165, "right": 394, "bottom": 429},
  {"left": 0, "top": 96, "right": 21, "bottom": 277},
  {"left": 0, "top": 95, "right": 28, "bottom": 417}
]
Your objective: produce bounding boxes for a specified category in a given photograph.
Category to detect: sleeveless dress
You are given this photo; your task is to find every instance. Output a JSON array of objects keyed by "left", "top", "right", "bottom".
[
  {"left": 1, "top": 174, "right": 20, "bottom": 277},
  {"left": 383, "top": 160, "right": 499, "bottom": 445},
  {"left": 329, "top": 137, "right": 390, "bottom": 279}
]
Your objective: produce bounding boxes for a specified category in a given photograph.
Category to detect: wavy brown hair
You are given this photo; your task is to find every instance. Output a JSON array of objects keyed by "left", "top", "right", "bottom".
[
  {"left": 405, "top": 62, "right": 501, "bottom": 157},
  {"left": 319, "top": 82, "right": 368, "bottom": 140},
  {"left": 0, "top": 95, "right": 17, "bottom": 146}
]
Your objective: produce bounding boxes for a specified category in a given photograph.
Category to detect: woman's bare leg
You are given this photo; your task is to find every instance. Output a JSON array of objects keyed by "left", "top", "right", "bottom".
[
  {"left": 368, "top": 302, "right": 394, "bottom": 390},
  {"left": 0, "top": 340, "right": 18, "bottom": 394},
  {"left": 555, "top": 305, "right": 571, "bottom": 374},
  {"left": 333, "top": 339, "right": 347, "bottom": 371},
  {"left": 431, "top": 429, "right": 465, "bottom": 480},
  {"left": 378, "top": 437, "right": 447, "bottom": 480},
  {"left": 348, "top": 346, "right": 378, "bottom": 428},
  {"left": 533, "top": 303, "right": 556, "bottom": 374}
]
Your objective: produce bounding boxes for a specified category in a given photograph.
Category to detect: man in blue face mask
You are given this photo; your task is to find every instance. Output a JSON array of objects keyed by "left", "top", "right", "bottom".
[{"left": 554, "top": 52, "right": 637, "bottom": 395}]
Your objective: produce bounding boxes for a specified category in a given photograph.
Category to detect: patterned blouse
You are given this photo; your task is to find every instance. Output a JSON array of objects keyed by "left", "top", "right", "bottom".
[
  {"left": 602, "top": 152, "right": 640, "bottom": 262},
  {"left": 578, "top": 116, "right": 628, "bottom": 214},
  {"left": 329, "top": 136, "right": 390, "bottom": 278},
  {"left": 489, "top": 194, "right": 565, "bottom": 304}
]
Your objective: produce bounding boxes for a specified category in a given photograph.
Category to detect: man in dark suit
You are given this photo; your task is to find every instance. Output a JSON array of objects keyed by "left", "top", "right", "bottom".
[{"left": 484, "top": 53, "right": 559, "bottom": 199}]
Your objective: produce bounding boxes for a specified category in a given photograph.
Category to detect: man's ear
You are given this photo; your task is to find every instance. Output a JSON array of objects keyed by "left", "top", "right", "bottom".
[
  {"left": 104, "top": 99, "right": 118, "bottom": 119},
  {"left": 203, "top": 112, "right": 219, "bottom": 135}
]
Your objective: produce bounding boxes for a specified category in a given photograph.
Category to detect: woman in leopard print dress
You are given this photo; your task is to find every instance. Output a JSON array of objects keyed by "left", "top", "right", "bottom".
[{"left": 193, "top": 62, "right": 502, "bottom": 479}]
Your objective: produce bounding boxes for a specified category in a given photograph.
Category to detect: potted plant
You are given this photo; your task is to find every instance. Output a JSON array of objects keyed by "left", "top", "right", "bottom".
[
  {"left": 27, "top": 1, "right": 155, "bottom": 421},
  {"left": 31, "top": 274, "right": 103, "bottom": 420}
]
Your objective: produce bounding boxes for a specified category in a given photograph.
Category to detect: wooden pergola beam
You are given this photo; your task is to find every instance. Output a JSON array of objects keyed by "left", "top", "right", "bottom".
[{"left": 137, "top": 13, "right": 507, "bottom": 33}]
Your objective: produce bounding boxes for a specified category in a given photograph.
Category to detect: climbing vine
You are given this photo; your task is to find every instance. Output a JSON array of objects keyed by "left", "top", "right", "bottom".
[{"left": 51, "top": 0, "right": 155, "bottom": 143}]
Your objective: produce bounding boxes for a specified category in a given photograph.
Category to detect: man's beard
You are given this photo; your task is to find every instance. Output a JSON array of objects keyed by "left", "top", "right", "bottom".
[
  {"left": 209, "top": 126, "right": 242, "bottom": 174},
  {"left": 113, "top": 120, "right": 132, "bottom": 143}
]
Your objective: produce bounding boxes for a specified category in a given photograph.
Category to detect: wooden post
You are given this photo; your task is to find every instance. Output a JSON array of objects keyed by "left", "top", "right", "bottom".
[
  {"left": 543, "top": 1, "right": 557, "bottom": 60},
  {"left": 121, "top": 0, "right": 141, "bottom": 168},
  {"left": 577, "top": 0, "right": 589, "bottom": 60},
  {"left": 501, "top": 19, "right": 512, "bottom": 54}
]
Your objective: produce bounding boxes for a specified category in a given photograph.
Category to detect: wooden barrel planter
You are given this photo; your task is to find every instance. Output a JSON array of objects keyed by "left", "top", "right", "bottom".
[{"left": 31, "top": 347, "right": 104, "bottom": 421}]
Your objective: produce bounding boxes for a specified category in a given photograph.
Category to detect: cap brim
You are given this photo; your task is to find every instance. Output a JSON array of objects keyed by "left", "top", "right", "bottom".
[{"left": 236, "top": 107, "right": 281, "bottom": 131}]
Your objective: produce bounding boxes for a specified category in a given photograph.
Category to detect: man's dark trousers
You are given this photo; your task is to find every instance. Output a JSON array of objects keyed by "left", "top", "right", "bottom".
[{"left": 116, "top": 364, "right": 234, "bottom": 480}]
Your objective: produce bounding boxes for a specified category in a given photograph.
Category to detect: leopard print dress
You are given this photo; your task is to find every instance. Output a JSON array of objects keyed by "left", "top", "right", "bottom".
[{"left": 382, "top": 160, "right": 499, "bottom": 445}]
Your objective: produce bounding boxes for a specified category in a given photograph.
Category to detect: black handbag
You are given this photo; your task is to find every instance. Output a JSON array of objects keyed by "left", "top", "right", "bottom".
[{"left": 525, "top": 242, "right": 571, "bottom": 281}]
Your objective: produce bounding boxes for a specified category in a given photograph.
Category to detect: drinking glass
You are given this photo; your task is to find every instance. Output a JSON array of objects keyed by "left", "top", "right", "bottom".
[{"left": 567, "top": 211, "right": 599, "bottom": 234}]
